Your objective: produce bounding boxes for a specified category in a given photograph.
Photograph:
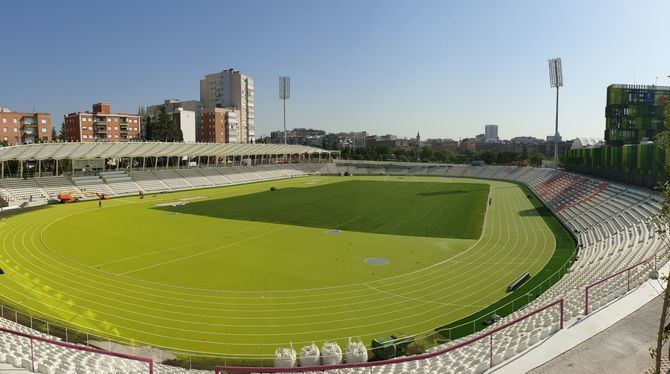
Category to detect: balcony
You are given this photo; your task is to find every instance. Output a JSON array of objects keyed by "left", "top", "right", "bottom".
[{"left": 93, "top": 125, "right": 107, "bottom": 132}]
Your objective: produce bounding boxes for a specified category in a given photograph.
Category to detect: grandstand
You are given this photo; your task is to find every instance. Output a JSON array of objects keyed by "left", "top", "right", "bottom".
[{"left": 0, "top": 144, "right": 665, "bottom": 373}]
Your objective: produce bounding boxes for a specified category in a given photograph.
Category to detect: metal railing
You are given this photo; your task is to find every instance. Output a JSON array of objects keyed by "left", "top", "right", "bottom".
[
  {"left": 584, "top": 244, "right": 668, "bottom": 315},
  {"left": 0, "top": 325, "right": 153, "bottom": 373},
  {"left": 213, "top": 299, "right": 564, "bottom": 373}
]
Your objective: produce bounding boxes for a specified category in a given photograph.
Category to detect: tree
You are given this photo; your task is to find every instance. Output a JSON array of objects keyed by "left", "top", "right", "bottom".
[
  {"left": 529, "top": 151, "right": 544, "bottom": 167},
  {"left": 651, "top": 102, "right": 670, "bottom": 374},
  {"left": 519, "top": 146, "right": 529, "bottom": 161},
  {"left": 51, "top": 127, "right": 58, "bottom": 142},
  {"left": 0, "top": 140, "right": 8, "bottom": 147},
  {"left": 146, "top": 107, "right": 183, "bottom": 142},
  {"left": 419, "top": 146, "right": 433, "bottom": 162},
  {"left": 375, "top": 144, "right": 391, "bottom": 160}
]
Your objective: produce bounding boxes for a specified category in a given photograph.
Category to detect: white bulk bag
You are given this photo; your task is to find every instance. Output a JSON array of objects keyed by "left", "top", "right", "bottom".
[
  {"left": 299, "top": 343, "right": 321, "bottom": 367},
  {"left": 321, "top": 341, "right": 343, "bottom": 366},
  {"left": 274, "top": 347, "right": 297, "bottom": 368},
  {"left": 345, "top": 338, "right": 368, "bottom": 363}
]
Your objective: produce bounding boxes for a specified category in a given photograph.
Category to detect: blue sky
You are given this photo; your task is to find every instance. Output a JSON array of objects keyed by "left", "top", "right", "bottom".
[{"left": 1, "top": 0, "right": 668, "bottom": 140}]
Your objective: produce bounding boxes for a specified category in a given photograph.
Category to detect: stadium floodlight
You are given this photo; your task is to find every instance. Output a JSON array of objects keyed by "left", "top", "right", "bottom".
[
  {"left": 548, "top": 58, "right": 564, "bottom": 169},
  {"left": 279, "top": 76, "right": 290, "bottom": 145}
]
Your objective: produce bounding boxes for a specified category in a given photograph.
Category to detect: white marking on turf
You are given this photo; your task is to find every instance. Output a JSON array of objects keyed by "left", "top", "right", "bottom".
[{"left": 117, "top": 226, "right": 286, "bottom": 275}]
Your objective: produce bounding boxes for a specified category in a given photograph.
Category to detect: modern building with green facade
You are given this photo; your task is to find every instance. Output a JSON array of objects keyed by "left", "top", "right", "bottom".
[
  {"left": 605, "top": 84, "right": 670, "bottom": 146},
  {"left": 565, "top": 84, "right": 670, "bottom": 188}
]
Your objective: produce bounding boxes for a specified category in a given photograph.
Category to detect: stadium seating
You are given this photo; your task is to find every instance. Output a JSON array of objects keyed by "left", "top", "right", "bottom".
[
  {"left": 129, "top": 171, "right": 171, "bottom": 193},
  {"left": 100, "top": 171, "right": 142, "bottom": 195},
  {"left": 195, "top": 168, "right": 233, "bottom": 186},
  {"left": 33, "top": 176, "right": 81, "bottom": 199},
  {"left": 0, "top": 178, "right": 48, "bottom": 203},
  {"left": 71, "top": 175, "right": 115, "bottom": 196},
  {"left": 0, "top": 161, "right": 662, "bottom": 373}
]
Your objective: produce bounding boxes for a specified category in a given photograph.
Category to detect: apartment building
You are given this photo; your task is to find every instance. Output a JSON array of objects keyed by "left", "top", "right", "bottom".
[
  {"left": 146, "top": 99, "right": 201, "bottom": 142},
  {"left": 0, "top": 107, "right": 51, "bottom": 145},
  {"left": 63, "top": 103, "right": 140, "bottom": 142},
  {"left": 200, "top": 68, "right": 255, "bottom": 143},
  {"left": 200, "top": 107, "right": 242, "bottom": 143}
]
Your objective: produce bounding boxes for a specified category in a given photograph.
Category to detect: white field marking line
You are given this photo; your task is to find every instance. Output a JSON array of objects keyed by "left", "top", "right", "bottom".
[
  {"left": 363, "top": 283, "right": 489, "bottom": 308},
  {"left": 14, "top": 182, "right": 478, "bottom": 316},
  {"left": 33, "top": 177, "right": 500, "bottom": 296},
  {"left": 35, "top": 180, "right": 544, "bottom": 312},
  {"left": 0, "top": 186, "right": 552, "bottom": 348},
  {"left": 92, "top": 224, "right": 262, "bottom": 268},
  {"left": 10, "top": 181, "right": 544, "bottom": 330},
  {"left": 25, "top": 209, "right": 498, "bottom": 318},
  {"left": 0, "top": 180, "right": 560, "bottom": 346},
  {"left": 117, "top": 225, "right": 287, "bottom": 275},
  {"left": 17, "top": 180, "right": 532, "bottom": 312}
]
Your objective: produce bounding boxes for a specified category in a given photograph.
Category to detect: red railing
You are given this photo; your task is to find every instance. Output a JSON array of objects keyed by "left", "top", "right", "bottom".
[
  {"left": 214, "top": 299, "right": 564, "bottom": 374},
  {"left": 584, "top": 244, "right": 664, "bottom": 315},
  {"left": 0, "top": 325, "right": 153, "bottom": 374}
]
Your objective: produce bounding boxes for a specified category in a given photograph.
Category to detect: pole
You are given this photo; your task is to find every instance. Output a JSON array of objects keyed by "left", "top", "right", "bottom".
[
  {"left": 554, "top": 81, "right": 560, "bottom": 169},
  {"left": 283, "top": 98, "right": 287, "bottom": 145}
]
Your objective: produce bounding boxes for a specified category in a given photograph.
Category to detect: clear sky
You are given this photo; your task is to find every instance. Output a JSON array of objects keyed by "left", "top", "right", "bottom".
[{"left": 1, "top": 0, "right": 668, "bottom": 141}]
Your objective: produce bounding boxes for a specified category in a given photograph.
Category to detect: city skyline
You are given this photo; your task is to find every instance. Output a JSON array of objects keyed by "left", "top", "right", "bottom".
[{"left": 1, "top": 0, "right": 669, "bottom": 142}]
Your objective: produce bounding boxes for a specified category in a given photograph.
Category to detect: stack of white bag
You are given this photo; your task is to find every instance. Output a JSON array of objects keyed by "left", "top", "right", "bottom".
[
  {"left": 299, "top": 343, "right": 321, "bottom": 367},
  {"left": 321, "top": 342, "right": 343, "bottom": 365},
  {"left": 345, "top": 338, "right": 368, "bottom": 363},
  {"left": 274, "top": 346, "right": 297, "bottom": 368}
]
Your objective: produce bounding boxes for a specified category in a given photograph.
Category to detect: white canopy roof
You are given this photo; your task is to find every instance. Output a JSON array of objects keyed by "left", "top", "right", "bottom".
[
  {"left": 0, "top": 142, "right": 334, "bottom": 161},
  {"left": 570, "top": 137, "right": 604, "bottom": 150}
]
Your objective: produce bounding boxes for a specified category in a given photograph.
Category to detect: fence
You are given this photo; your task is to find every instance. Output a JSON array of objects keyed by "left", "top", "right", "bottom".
[
  {"left": 584, "top": 244, "right": 669, "bottom": 315},
  {"left": 0, "top": 325, "right": 153, "bottom": 373},
  {"left": 213, "top": 299, "right": 564, "bottom": 373}
]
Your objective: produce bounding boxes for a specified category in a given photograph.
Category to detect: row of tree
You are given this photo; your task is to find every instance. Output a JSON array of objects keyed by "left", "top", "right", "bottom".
[{"left": 339, "top": 145, "right": 545, "bottom": 166}]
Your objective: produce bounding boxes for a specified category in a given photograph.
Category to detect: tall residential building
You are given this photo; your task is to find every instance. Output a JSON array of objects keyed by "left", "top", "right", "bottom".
[
  {"left": 604, "top": 84, "right": 670, "bottom": 146},
  {"left": 146, "top": 99, "right": 201, "bottom": 142},
  {"left": 0, "top": 107, "right": 51, "bottom": 145},
  {"left": 200, "top": 68, "right": 255, "bottom": 143},
  {"left": 485, "top": 124, "right": 499, "bottom": 141},
  {"left": 63, "top": 103, "right": 140, "bottom": 142},
  {"left": 200, "top": 107, "right": 242, "bottom": 143}
]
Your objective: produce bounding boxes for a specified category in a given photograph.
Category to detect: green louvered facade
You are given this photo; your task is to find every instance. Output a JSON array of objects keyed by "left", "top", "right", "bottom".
[
  {"left": 565, "top": 143, "right": 667, "bottom": 188},
  {"left": 605, "top": 84, "right": 670, "bottom": 146},
  {"left": 565, "top": 84, "right": 670, "bottom": 188}
]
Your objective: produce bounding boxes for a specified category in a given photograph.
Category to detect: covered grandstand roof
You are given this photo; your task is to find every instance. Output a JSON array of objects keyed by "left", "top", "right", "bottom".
[
  {"left": 570, "top": 137, "right": 604, "bottom": 150},
  {"left": 0, "top": 142, "right": 335, "bottom": 161}
]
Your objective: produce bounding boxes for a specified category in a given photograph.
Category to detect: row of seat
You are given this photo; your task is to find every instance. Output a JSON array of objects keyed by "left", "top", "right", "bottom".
[{"left": 0, "top": 163, "right": 334, "bottom": 205}]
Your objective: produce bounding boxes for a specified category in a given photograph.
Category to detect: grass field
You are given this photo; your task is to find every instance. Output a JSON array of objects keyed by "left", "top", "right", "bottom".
[{"left": 0, "top": 175, "right": 572, "bottom": 366}]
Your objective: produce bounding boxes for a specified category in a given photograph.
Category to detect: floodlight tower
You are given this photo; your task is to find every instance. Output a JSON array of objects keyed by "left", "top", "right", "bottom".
[
  {"left": 548, "top": 58, "right": 563, "bottom": 169},
  {"left": 279, "top": 76, "right": 290, "bottom": 145}
]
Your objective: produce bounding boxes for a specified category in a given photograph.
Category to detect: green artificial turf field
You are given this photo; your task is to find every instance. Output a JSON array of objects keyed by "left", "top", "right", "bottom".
[{"left": 0, "top": 175, "right": 572, "bottom": 366}]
